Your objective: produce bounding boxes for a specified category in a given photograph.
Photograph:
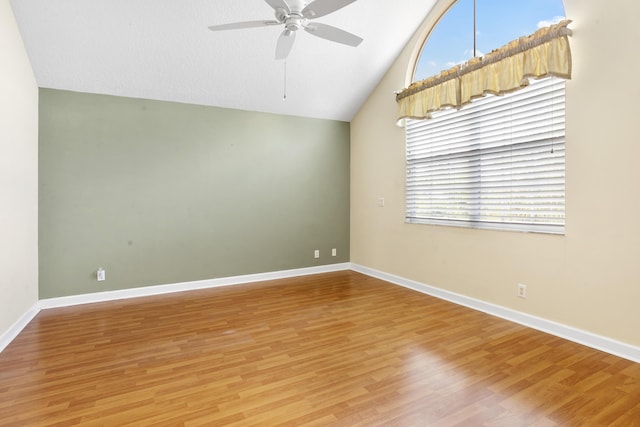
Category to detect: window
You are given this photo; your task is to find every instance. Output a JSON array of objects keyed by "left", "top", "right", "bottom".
[
  {"left": 406, "top": 77, "right": 565, "bottom": 233},
  {"left": 405, "top": 0, "right": 567, "bottom": 234}
]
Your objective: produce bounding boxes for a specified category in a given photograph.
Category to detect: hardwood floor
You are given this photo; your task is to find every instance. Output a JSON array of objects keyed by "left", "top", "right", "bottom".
[{"left": 0, "top": 271, "right": 638, "bottom": 426}]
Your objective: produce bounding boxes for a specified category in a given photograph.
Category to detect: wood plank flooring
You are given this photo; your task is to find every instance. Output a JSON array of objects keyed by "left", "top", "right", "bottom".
[{"left": 0, "top": 271, "right": 638, "bottom": 426}]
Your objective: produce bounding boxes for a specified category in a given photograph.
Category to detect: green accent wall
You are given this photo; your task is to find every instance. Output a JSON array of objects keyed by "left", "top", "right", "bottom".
[{"left": 39, "top": 89, "right": 350, "bottom": 298}]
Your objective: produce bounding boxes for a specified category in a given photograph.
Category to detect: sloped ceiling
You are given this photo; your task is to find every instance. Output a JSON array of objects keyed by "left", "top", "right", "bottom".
[{"left": 10, "top": 0, "right": 437, "bottom": 121}]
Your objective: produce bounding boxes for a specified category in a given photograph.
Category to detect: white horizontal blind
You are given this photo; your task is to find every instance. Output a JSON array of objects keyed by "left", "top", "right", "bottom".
[{"left": 405, "top": 77, "right": 565, "bottom": 233}]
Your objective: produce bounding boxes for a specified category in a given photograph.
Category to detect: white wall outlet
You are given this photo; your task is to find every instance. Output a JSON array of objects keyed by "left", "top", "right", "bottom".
[
  {"left": 517, "top": 283, "right": 527, "bottom": 298},
  {"left": 377, "top": 197, "right": 385, "bottom": 207},
  {"left": 97, "top": 267, "right": 106, "bottom": 282},
  {"left": 331, "top": 248, "right": 337, "bottom": 257},
  {"left": 314, "top": 250, "right": 320, "bottom": 259}
]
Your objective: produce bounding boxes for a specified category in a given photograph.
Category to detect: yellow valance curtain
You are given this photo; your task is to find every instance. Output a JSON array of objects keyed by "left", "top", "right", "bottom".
[{"left": 396, "top": 20, "right": 573, "bottom": 123}]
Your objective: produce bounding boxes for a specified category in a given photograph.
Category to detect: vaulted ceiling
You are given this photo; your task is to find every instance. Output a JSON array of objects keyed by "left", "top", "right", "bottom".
[{"left": 11, "top": 0, "right": 437, "bottom": 121}]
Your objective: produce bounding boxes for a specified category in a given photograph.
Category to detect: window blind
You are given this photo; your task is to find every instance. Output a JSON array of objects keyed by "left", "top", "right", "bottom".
[{"left": 405, "top": 77, "right": 565, "bottom": 233}]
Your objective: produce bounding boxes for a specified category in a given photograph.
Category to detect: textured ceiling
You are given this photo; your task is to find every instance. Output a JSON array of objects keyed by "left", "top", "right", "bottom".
[{"left": 10, "top": 0, "right": 436, "bottom": 121}]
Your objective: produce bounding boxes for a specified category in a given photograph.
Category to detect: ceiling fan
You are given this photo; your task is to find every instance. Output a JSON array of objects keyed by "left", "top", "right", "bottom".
[{"left": 208, "top": 0, "right": 363, "bottom": 60}]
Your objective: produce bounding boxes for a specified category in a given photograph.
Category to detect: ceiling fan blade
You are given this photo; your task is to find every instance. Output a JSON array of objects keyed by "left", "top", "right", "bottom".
[
  {"left": 264, "top": 0, "right": 290, "bottom": 13},
  {"left": 304, "top": 22, "right": 363, "bottom": 47},
  {"left": 275, "top": 29, "right": 296, "bottom": 60},
  {"left": 208, "top": 20, "right": 280, "bottom": 31},
  {"left": 302, "top": 0, "right": 358, "bottom": 19}
]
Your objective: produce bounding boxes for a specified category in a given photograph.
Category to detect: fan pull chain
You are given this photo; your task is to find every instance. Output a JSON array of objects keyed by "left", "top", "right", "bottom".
[{"left": 283, "top": 61, "right": 287, "bottom": 101}]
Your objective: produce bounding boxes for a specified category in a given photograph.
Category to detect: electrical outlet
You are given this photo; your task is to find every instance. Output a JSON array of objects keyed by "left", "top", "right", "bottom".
[
  {"left": 97, "top": 267, "right": 106, "bottom": 282},
  {"left": 517, "top": 283, "right": 527, "bottom": 298},
  {"left": 377, "top": 197, "right": 385, "bottom": 207},
  {"left": 314, "top": 250, "right": 320, "bottom": 259},
  {"left": 331, "top": 248, "right": 337, "bottom": 257}
]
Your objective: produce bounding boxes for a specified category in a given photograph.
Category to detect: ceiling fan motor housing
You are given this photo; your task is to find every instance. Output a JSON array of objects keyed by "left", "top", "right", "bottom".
[{"left": 285, "top": 14, "right": 305, "bottom": 31}]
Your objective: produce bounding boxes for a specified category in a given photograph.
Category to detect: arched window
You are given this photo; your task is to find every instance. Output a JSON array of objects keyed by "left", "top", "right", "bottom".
[{"left": 403, "top": 0, "right": 568, "bottom": 234}]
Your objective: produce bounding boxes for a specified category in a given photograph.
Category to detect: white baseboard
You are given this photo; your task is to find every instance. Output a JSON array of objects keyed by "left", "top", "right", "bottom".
[
  {"left": 351, "top": 263, "right": 640, "bottom": 364},
  {"left": 0, "top": 303, "right": 41, "bottom": 353},
  {"left": 39, "top": 263, "right": 351, "bottom": 309},
  {"left": 4, "top": 262, "right": 639, "bottom": 365}
]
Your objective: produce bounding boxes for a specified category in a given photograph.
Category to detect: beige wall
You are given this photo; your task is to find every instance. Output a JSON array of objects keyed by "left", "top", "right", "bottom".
[
  {"left": 0, "top": 1, "right": 39, "bottom": 336},
  {"left": 351, "top": 0, "right": 640, "bottom": 347}
]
